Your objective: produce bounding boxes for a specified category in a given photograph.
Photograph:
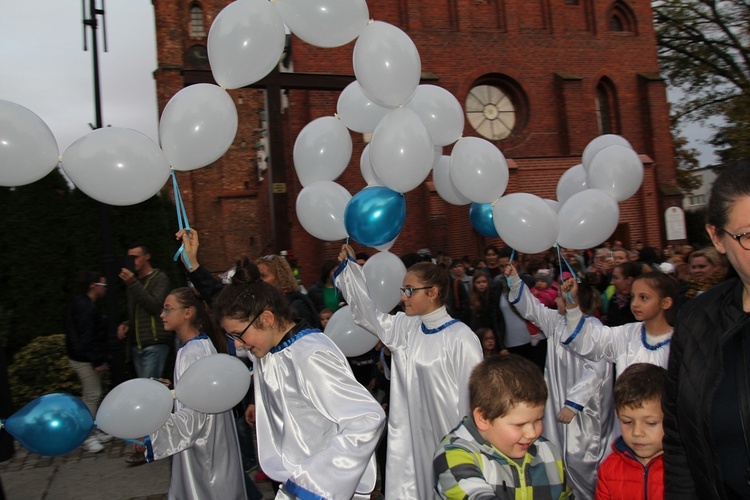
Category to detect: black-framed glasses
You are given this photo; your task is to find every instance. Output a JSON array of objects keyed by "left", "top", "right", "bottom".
[
  {"left": 161, "top": 306, "right": 188, "bottom": 315},
  {"left": 400, "top": 286, "right": 433, "bottom": 298},
  {"left": 224, "top": 310, "right": 263, "bottom": 345},
  {"left": 722, "top": 228, "right": 750, "bottom": 250}
]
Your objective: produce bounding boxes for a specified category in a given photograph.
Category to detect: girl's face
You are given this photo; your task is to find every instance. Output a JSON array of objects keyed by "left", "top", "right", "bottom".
[
  {"left": 320, "top": 312, "right": 332, "bottom": 329},
  {"left": 611, "top": 268, "right": 633, "bottom": 293},
  {"left": 258, "top": 263, "right": 278, "bottom": 287},
  {"left": 481, "top": 331, "right": 496, "bottom": 351},
  {"left": 630, "top": 280, "right": 672, "bottom": 323},
  {"left": 534, "top": 279, "right": 549, "bottom": 291},
  {"left": 401, "top": 271, "right": 438, "bottom": 316},
  {"left": 222, "top": 314, "right": 275, "bottom": 358},
  {"left": 161, "top": 294, "right": 190, "bottom": 332},
  {"left": 474, "top": 276, "right": 489, "bottom": 293},
  {"left": 689, "top": 256, "right": 717, "bottom": 280}
]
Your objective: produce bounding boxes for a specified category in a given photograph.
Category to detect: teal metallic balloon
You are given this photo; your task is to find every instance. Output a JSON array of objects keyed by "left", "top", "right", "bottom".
[
  {"left": 470, "top": 202, "right": 499, "bottom": 238},
  {"left": 345, "top": 186, "right": 406, "bottom": 247},
  {"left": 4, "top": 393, "right": 94, "bottom": 456}
]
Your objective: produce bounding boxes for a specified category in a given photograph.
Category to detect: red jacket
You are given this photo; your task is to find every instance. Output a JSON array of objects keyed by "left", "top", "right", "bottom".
[{"left": 596, "top": 437, "right": 664, "bottom": 500}]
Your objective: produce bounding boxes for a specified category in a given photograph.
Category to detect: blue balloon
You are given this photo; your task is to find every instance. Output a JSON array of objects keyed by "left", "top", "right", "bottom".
[
  {"left": 470, "top": 202, "right": 500, "bottom": 238},
  {"left": 345, "top": 186, "right": 406, "bottom": 247},
  {"left": 5, "top": 393, "right": 94, "bottom": 456}
]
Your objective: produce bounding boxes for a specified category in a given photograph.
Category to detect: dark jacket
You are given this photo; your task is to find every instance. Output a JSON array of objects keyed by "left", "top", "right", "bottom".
[
  {"left": 64, "top": 295, "right": 108, "bottom": 367},
  {"left": 125, "top": 269, "right": 172, "bottom": 349},
  {"left": 663, "top": 277, "right": 749, "bottom": 499}
]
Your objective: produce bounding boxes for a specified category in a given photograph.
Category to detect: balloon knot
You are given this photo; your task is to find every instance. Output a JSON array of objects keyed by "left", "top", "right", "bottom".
[
  {"left": 368, "top": 19, "right": 374, "bottom": 24},
  {"left": 333, "top": 113, "right": 340, "bottom": 119},
  {"left": 490, "top": 199, "right": 499, "bottom": 207}
]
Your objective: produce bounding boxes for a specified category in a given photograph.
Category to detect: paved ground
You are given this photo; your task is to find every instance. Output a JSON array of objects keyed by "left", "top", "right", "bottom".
[{"left": 0, "top": 439, "right": 276, "bottom": 500}]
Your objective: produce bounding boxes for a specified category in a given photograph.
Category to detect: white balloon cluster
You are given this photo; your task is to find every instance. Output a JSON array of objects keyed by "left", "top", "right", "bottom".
[{"left": 95, "top": 354, "right": 251, "bottom": 439}]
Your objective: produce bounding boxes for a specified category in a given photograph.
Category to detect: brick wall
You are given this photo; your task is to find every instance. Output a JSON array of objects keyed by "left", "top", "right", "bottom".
[{"left": 153, "top": 0, "right": 678, "bottom": 286}]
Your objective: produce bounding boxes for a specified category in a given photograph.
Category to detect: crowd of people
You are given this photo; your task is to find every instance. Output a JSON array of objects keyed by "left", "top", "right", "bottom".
[{"left": 3, "top": 163, "right": 741, "bottom": 499}]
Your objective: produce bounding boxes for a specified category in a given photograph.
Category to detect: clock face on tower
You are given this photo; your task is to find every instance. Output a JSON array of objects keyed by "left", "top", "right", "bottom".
[
  {"left": 465, "top": 84, "right": 517, "bottom": 141},
  {"left": 187, "top": 45, "right": 209, "bottom": 69}
]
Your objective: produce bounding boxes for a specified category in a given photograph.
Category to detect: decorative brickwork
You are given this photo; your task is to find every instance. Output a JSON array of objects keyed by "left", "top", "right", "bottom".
[{"left": 153, "top": 0, "right": 679, "bottom": 286}]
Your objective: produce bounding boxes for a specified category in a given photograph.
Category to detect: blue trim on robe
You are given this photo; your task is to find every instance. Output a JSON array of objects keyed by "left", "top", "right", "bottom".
[
  {"left": 641, "top": 323, "right": 671, "bottom": 351},
  {"left": 178, "top": 333, "right": 209, "bottom": 350},
  {"left": 564, "top": 399, "right": 584, "bottom": 411},
  {"left": 144, "top": 435, "right": 154, "bottom": 463},
  {"left": 561, "top": 316, "right": 586, "bottom": 345},
  {"left": 285, "top": 480, "right": 327, "bottom": 500},
  {"left": 270, "top": 328, "right": 317, "bottom": 354},
  {"left": 509, "top": 281, "right": 526, "bottom": 305},
  {"left": 333, "top": 257, "right": 354, "bottom": 284},
  {"left": 421, "top": 318, "right": 460, "bottom": 334}
]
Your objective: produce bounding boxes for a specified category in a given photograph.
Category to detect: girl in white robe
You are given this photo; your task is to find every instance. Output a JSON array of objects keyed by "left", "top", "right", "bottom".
[
  {"left": 506, "top": 266, "right": 615, "bottom": 500},
  {"left": 215, "top": 258, "right": 386, "bottom": 500},
  {"left": 145, "top": 287, "right": 246, "bottom": 500},
  {"left": 559, "top": 271, "right": 679, "bottom": 375},
  {"left": 335, "top": 246, "right": 483, "bottom": 499}
]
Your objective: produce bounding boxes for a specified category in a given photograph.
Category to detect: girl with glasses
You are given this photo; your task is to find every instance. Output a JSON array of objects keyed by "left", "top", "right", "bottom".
[
  {"left": 214, "top": 258, "right": 385, "bottom": 500},
  {"left": 335, "top": 244, "right": 483, "bottom": 499},
  {"left": 142, "top": 287, "right": 246, "bottom": 499}
]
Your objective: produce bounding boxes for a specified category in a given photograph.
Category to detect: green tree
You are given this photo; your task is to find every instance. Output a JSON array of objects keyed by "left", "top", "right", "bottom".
[
  {"left": 672, "top": 133, "right": 703, "bottom": 194},
  {"left": 0, "top": 169, "right": 179, "bottom": 362},
  {"left": 654, "top": 0, "right": 750, "bottom": 163}
]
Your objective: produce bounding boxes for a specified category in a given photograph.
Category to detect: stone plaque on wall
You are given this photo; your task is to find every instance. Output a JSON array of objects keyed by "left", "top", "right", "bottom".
[{"left": 665, "top": 206, "right": 687, "bottom": 241}]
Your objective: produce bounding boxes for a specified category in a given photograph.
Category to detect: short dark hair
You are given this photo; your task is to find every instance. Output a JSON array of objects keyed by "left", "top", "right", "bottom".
[
  {"left": 707, "top": 161, "right": 750, "bottom": 229},
  {"left": 469, "top": 354, "right": 547, "bottom": 420},
  {"left": 76, "top": 271, "right": 103, "bottom": 295},
  {"left": 127, "top": 242, "right": 151, "bottom": 255},
  {"left": 497, "top": 246, "right": 515, "bottom": 260},
  {"left": 614, "top": 363, "right": 666, "bottom": 412}
]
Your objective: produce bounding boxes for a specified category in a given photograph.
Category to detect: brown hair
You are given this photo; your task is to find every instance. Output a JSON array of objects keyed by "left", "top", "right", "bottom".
[
  {"left": 408, "top": 261, "right": 450, "bottom": 305},
  {"left": 614, "top": 363, "right": 666, "bottom": 411},
  {"left": 256, "top": 255, "right": 300, "bottom": 292},
  {"left": 633, "top": 272, "right": 680, "bottom": 325},
  {"left": 469, "top": 354, "right": 547, "bottom": 420},
  {"left": 169, "top": 287, "right": 227, "bottom": 354},
  {"left": 214, "top": 257, "right": 295, "bottom": 326}
]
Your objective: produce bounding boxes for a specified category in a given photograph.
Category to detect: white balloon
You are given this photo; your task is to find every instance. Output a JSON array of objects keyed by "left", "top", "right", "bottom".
[
  {"left": 336, "top": 81, "right": 390, "bottom": 134},
  {"left": 174, "top": 354, "right": 251, "bottom": 413},
  {"left": 556, "top": 164, "right": 588, "bottom": 204},
  {"left": 432, "top": 155, "right": 470, "bottom": 206},
  {"left": 293, "top": 116, "right": 352, "bottom": 187},
  {"left": 0, "top": 100, "right": 59, "bottom": 187},
  {"left": 449, "top": 137, "right": 509, "bottom": 204},
  {"left": 557, "top": 189, "right": 620, "bottom": 250},
  {"left": 159, "top": 84, "right": 238, "bottom": 171},
  {"left": 360, "top": 144, "right": 383, "bottom": 186},
  {"left": 95, "top": 379, "right": 173, "bottom": 439},
  {"left": 207, "top": 0, "right": 286, "bottom": 89},
  {"left": 353, "top": 21, "right": 421, "bottom": 108},
  {"left": 544, "top": 199, "right": 560, "bottom": 212},
  {"left": 275, "top": 0, "right": 369, "bottom": 48},
  {"left": 582, "top": 134, "right": 633, "bottom": 172},
  {"left": 587, "top": 145, "right": 644, "bottom": 202},
  {"left": 324, "top": 305, "right": 379, "bottom": 357},
  {"left": 62, "top": 128, "right": 171, "bottom": 206},
  {"left": 370, "top": 107, "right": 433, "bottom": 193},
  {"left": 296, "top": 181, "right": 351, "bottom": 241},
  {"left": 364, "top": 251, "right": 407, "bottom": 313},
  {"left": 493, "top": 193, "right": 559, "bottom": 254},
  {"left": 405, "top": 85, "right": 464, "bottom": 147}
]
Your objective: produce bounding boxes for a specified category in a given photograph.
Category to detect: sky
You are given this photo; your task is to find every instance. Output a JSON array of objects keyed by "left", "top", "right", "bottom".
[{"left": 0, "top": 0, "right": 718, "bottom": 168}]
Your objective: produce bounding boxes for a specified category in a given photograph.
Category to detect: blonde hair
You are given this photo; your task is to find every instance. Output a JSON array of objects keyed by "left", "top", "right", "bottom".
[{"left": 256, "top": 255, "right": 300, "bottom": 292}]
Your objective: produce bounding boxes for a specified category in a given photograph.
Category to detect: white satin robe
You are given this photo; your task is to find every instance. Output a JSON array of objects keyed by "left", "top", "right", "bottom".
[
  {"left": 562, "top": 306, "right": 672, "bottom": 376},
  {"left": 147, "top": 335, "right": 246, "bottom": 500},
  {"left": 249, "top": 328, "right": 385, "bottom": 500},
  {"left": 509, "top": 276, "right": 615, "bottom": 500},
  {"left": 335, "top": 258, "right": 483, "bottom": 499}
]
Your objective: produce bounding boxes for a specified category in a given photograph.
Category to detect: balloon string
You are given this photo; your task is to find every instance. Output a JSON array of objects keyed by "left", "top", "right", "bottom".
[
  {"left": 171, "top": 171, "right": 193, "bottom": 269},
  {"left": 556, "top": 243, "right": 580, "bottom": 305}
]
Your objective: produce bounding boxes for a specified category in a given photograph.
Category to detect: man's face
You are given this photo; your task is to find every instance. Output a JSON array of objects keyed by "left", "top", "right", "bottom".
[
  {"left": 485, "top": 250, "right": 499, "bottom": 267},
  {"left": 127, "top": 247, "right": 150, "bottom": 273}
]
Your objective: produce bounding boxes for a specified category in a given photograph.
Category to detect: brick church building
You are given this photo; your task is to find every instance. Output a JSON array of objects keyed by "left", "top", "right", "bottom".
[{"left": 153, "top": 0, "right": 681, "bottom": 285}]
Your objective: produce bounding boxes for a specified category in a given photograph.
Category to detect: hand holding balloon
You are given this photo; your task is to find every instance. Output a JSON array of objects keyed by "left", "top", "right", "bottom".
[
  {"left": 176, "top": 228, "right": 200, "bottom": 271},
  {"left": 339, "top": 244, "right": 355, "bottom": 263},
  {"left": 503, "top": 263, "right": 517, "bottom": 278},
  {"left": 560, "top": 278, "right": 579, "bottom": 308}
]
